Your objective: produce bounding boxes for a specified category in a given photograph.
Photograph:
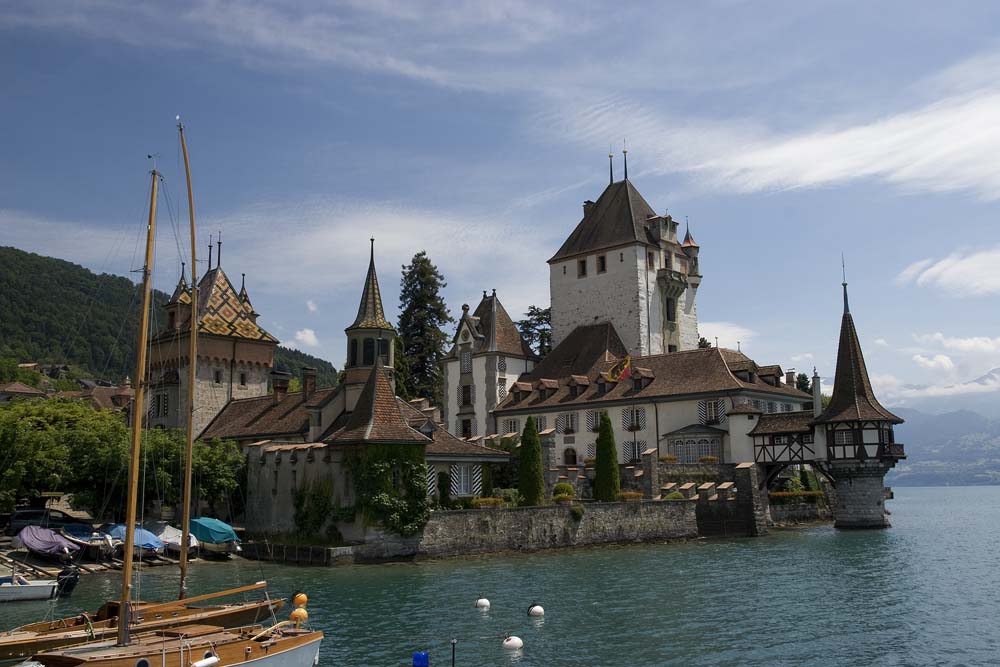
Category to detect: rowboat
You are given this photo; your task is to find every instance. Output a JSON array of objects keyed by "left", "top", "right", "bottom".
[{"left": 0, "top": 576, "right": 57, "bottom": 602}]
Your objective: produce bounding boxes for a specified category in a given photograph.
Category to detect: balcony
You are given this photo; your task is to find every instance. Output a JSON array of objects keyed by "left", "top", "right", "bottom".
[{"left": 883, "top": 443, "right": 906, "bottom": 460}]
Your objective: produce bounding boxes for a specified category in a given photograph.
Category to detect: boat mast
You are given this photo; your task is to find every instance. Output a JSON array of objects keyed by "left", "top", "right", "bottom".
[
  {"left": 118, "top": 168, "right": 159, "bottom": 646},
  {"left": 177, "top": 119, "right": 198, "bottom": 600}
]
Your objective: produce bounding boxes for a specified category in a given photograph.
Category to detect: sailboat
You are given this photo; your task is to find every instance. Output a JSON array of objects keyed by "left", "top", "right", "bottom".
[
  {"left": 0, "top": 125, "right": 294, "bottom": 666},
  {"left": 30, "top": 152, "right": 322, "bottom": 667}
]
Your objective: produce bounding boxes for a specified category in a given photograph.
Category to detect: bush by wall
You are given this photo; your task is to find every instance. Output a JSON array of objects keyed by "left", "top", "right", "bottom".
[{"left": 553, "top": 482, "right": 575, "bottom": 498}]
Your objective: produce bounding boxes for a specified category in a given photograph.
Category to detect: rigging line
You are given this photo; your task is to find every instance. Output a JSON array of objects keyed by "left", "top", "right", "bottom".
[
  {"left": 159, "top": 178, "right": 186, "bottom": 274},
  {"left": 97, "top": 285, "right": 141, "bottom": 383}
]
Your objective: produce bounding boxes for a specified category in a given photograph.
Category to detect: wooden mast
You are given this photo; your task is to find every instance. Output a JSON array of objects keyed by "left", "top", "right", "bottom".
[
  {"left": 118, "top": 169, "right": 159, "bottom": 646},
  {"left": 177, "top": 119, "right": 197, "bottom": 600}
]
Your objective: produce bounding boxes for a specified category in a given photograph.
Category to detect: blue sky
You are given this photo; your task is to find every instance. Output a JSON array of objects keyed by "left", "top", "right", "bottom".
[{"left": 3, "top": 1, "right": 1000, "bottom": 411}]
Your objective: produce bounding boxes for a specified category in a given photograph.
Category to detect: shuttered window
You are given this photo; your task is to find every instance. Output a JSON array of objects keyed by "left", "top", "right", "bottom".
[
  {"left": 460, "top": 351, "right": 472, "bottom": 373},
  {"left": 622, "top": 407, "right": 647, "bottom": 431}
]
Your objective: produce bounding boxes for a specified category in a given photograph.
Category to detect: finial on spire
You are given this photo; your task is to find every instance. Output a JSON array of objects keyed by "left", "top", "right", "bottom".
[
  {"left": 483, "top": 290, "right": 487, "bottom": 298},
  {"left": 208, "top": 233, "right": 213, "bottom": 268},
  {"left": 622, "top": 138, "right": 628, "bottom": 180},
  {"left": 737, "top": 340, "right": 741, "bottom": 352},
  {"left": 492, "top": 288, "right": 496, "bottom": 296},
  {"left": 841, "top": 253, "right": 850, "bottom": 314},
  {"left": 216, "top": 230, "right": 222, "bottom": 268},
  {"left": 608, "top": 146, "right": 614, "bottom": 184},
  {"left": 241, "top": 272, "right": 246, "bottom": 291}
]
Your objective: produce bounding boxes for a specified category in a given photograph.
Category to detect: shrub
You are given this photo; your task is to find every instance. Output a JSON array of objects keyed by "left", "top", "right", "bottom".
[
  {"left": 782, "top": 476, "right": 805, "bottom": 492},
  {"left": 438, "top": 471, "right": 451, "bottom": 507},
  {"left": 495, "top": 488, "right": 523, "bottom": 507},
  {"left": 768, "top": 490, "right": 825, "bottom": 505},
  {"left": 471, "top": 497, "right": 502, "bottom": 509},
  {"left": 618, "top": 491, "right": 643, "bottom": 502},
  {"left": 659, "top": 455, "right": 678, "bottom": 463},
  {"left": 664, "top": 491, "right": 686, "bottom": 500},
  {"left": 553, "top": 493, "right": 574, "bottom": 503},
  {"left": 698, "top": 456, "right": 719, "bottom": 464},
  {"left": 518, "top": 417, "right": 545, "bottom": 506},
  {"left": 570, "top": 504, "right": 585, "bottom": 521},
  {"left": 594, "top": 412, "right": 621, "bottom": 502},
  {"left": 481, "top": 464, "right": 494, "bottom": 498},
  {"left": 583, "top": 457, "right": 597, "bottom": 465},
  {"left": 553, "top": 482, "right": 575, "bottom": 498}
]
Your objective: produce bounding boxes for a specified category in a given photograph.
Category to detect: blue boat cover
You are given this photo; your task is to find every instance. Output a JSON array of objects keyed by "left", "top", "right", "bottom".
[
  {"left": 189, "top": 517, "right": 240, "bottom": 544},
  {"left": 62, "top": 523, "right": 95, "bottom": 539},
  {"left": 108, "top": 525, "right": 164, "bottom": 550},
  {"left": 18, "top": 526, "right": 80, "bottom": 556}
]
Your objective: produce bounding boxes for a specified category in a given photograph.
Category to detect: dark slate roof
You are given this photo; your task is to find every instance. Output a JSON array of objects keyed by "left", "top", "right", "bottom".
[
  {"left": 156, "top": 267, "right": 277, "bottom": 343},
  {"left": 497, "top": 345, "right": 810, "bottom": 413},
  {"left": 200, "top": 386, "right": 340, "bottom": 440},
  {"left": 525, "top": 322, "right": 628, "bottom": 381},
  {"left": 815, "top": 286, "right": 903, "bottom": 425},
  {"left": 749, "top": 411, "right": 815, "bottom": 435},
  {"left": 326, "top": 360, "right": 428, "bottom": 445},
  {"left": 471, "top": 293, "right": 536, "bottom": 358},
  {"left": 347, "top": 242, "right": 393, "bottom": 331},
  {"left": 549, "top": 180, "right": 659, "bottom": 262}
]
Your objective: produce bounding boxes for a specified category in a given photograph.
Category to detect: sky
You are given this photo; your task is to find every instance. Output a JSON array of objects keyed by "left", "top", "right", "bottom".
[{"left": 2, "top": 1, "right": 1000, "bottom": 412}]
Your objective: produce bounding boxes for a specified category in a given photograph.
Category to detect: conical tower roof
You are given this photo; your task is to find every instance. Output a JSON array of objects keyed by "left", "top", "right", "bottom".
[
  {"left": 347, "top": 239, "right": 394, "bottom": 331},
  {"left": 166, "top": 269, "right": 190, "bottom": 305},
  {"left": 815, "top": 284, "right": 902, "bottom": 424},
  {"left": 326, "top": 357, "right": 429, "bottom": 445}
]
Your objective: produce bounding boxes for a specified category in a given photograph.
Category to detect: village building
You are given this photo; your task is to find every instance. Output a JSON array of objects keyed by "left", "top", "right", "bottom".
[
  {"left": 0, "top": 382, "right": 47, "bottom": 402},
  {"left": 147, "top": 239, "right": 278, "bottom": 436}
]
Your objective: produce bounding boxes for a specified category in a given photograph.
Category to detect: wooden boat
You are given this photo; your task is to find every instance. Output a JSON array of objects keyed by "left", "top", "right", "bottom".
[
  {"left": 0, "top": 575, "right": 57, "bottom": 602},
  {"left": 60, "top": 526, "right": 115, "bottom": 562}
]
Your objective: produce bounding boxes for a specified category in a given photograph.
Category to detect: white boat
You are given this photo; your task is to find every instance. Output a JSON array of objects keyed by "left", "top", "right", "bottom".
[
  {"left": 144, "top": 521, "right": 199, "bottom": 557},
  {"left": 0, "top": 576, "right": 57, "bottom": 602}
]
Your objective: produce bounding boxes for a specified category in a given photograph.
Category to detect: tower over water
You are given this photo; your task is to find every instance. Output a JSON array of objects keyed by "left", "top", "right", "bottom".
[{"left": 548, "top": 176, "right": 701, "bottom": 357}]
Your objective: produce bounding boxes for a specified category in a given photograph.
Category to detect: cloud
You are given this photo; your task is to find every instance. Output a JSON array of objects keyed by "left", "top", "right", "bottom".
[
  {"left": 699, "top": 322, "right": 756, "bottom": 350},
  {"left": 293, "top": 328, "right": 319, "bottom": 348},
  {"left": 873, "top": 371, "right": 1000, "bottom": 402},
  {"left": 912, "top": 354, "right": 955, "bottom": 372},
  {"left": 874, "top": 338, "right": 889, "bottom": 347},
  {"left": 913, "top": 332, "right": 1000, "bottom": 354},
  {"left": 895, "top": 247, "right": 1000, "bottom": 296},
  {"left": 306, "top": 300, "right": 318, "bottom": 313},
  {"left": 790, "top": 353, "right": 813, "bottom": 362}
]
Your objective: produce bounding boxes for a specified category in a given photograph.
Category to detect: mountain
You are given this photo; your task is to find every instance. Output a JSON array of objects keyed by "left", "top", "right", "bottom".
[
  {"left": 888, "top": 407, "right": 1000, "bottom": 486},
  {"left": 0, "top": 246, "right": 337, "bottom": 386},
  {"left": 884, "top": 369, "right": 1000, "bottom": 420}
]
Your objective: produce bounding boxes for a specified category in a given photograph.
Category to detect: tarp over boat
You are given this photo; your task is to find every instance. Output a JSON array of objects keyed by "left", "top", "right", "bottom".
[
  {"left": 189, "top": 517, "right": 239, "bottom": 544},
  {"left": 144, "top": 521, "right": 199, "bottom": 549},
  {"left": 17, "top": 526, "right": 80, "bottom": 556},
  {"left": 106, "top": 525, "right": 164, "bottom": 550}
]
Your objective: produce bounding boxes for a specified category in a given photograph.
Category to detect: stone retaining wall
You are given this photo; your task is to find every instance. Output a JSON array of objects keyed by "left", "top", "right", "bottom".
[{"left": 769, "top": 502, "right": 831, "bottom": 524}]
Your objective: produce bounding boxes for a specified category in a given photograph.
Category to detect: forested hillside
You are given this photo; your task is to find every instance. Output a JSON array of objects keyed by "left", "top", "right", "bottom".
[{"left": 0, "top": 246, "right": 336, "bottom": 385}]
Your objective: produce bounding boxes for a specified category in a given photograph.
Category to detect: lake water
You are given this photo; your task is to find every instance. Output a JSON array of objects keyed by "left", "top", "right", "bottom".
[{"left": 2, "top": 486, "right": 998, "bottom": 666}]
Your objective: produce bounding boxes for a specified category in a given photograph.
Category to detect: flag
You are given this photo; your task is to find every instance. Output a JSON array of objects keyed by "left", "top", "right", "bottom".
[{"left": 608, "top": 354, "right": 631, "bottom": 382}]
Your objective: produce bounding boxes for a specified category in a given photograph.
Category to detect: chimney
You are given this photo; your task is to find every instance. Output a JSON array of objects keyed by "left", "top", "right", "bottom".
[
  {"left": 785, "top": 370, "right": 796, "bottom": 387},
  {"left": 812, "top": 368, "right": 822, "bottom": 418},
  {"left": 583, "top": 200, "right": 595, "bottom": 216},
  {"left": 271, "top": 370, "right": 291, "bottom": 405},
  {"left": 302, "top": 366, "right": 317, "bottom": 399}
]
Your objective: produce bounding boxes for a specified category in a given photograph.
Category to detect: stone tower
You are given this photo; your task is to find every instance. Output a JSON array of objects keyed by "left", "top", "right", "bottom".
[
  {"left": 814, "top": 282, "right": 906, "bottom": 528},
  {"left": 148, "top": 253, "right": 277, "bottom": 438},
  {"left": 343, "top": 239, "right": 396, "bottom": 410},
  {"left": 548, "top": 177, "right": 701, "bottom": 357}
]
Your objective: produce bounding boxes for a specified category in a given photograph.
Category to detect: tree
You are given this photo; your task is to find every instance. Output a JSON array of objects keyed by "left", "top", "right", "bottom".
[
  {"left": 517, "top": 306, "right": 551, "bottom": 358},
  {"left": 697, "top": 337, "right": 712, "bottom": 349},
  {"left": 796, "top": 372, "right": 811, "bottom": 393},
  {"left": 397, "top": 252, "right": 452, "bottom": 404},
  {"left": 593, "top": 412, "right": 620, "bottom": 502},
  {"left": 517, "top": 417, "right": 545, "bottom": 506},
  {"left": 192, "top": 438, "right": 245, "bottom": 519},
  {"left": 392, "top": 336, "right": 414, "bottom": 401}
]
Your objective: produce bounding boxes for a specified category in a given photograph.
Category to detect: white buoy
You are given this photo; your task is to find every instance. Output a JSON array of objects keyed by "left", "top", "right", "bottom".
[
  {"left": 527, "top": 603, "right": 544, "bottom": 617},
  {"left": 502, "top": 635, "right": 523, "bottom": 650},
  {"left": 475, "top": 595, "right": 491, "bottom": 610}
]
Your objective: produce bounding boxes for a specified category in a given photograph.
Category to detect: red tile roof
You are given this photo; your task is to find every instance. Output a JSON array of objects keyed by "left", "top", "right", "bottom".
[
  {"left": 0, "top": 382, "right": 45, "bottom": 397},
  {"left": 199, "top": 386, "right": 339, "bottom": 440},
  {"left": 325, "top": 360, "right": 429, "bottom": 445},
  {"left": 749, "top": 411, "right": 814, "bottom": 435}
]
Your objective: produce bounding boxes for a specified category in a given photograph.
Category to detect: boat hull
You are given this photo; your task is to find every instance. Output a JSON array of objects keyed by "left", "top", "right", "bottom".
[
  {"left": 0, "top": 582, "right": 57, "bottom": 603},
  {"left": 0, "top": 599, "right": 283, "bottom": 665}
]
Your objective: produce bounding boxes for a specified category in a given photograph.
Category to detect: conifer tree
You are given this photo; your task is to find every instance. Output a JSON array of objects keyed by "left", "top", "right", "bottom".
[
  {"left": 517, "top": 417, "right": 545, "bottom": 506},
  {"left": 392, "top": 336, "right": 414, "bottom": 400},
  {"left": 593, "top": 411, "right": 620, "bottom": 502},
  {"left": 397, "top": 252, "right": 452, "bottom": 404},
  {"left": 516, "top": 306, "right": 552, "bottom": 358},
  {"left": 796, "top": 372, "right": 812, "bottom": 393}
]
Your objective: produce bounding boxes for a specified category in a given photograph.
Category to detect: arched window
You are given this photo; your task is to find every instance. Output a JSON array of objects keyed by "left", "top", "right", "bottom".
[
  {"left": 378, "top": 338, "right": 389, "bottom": 364},
  {"left": 350, "top": 339, "right": 358, "bottom": 367},
  {"left": 363, "top": 338, "right": 375, "bottom": 365},
  {"left": 563, "top": 448, "right": 577, "bottom": 465}
]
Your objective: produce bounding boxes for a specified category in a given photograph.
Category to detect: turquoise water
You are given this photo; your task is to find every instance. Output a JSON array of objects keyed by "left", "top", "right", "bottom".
[{"left": 2, "top": 486, "right": 998, "bottom": 666}]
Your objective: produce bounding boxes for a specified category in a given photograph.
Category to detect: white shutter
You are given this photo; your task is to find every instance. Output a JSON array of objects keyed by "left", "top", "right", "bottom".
[
  {"left": 450, "top": 465, "right": 461, "bottom": 496},
  {"left": 587, "top": 410, "right": 598, "bottom": 432},
  {"left": 698, "top": 400, "right": 708, "bottom": 425},
  {"left": 426, "top": 464, "right": 437, "bottom": 497},
  {"left": 472, "top": 465, "right": 483, "bottom": 496},
  {"left": 556, "top": 415, "right": 566, "bottom": 433},
  {"left": 716, "top": 400, "right": 727, "bottom": 424}
]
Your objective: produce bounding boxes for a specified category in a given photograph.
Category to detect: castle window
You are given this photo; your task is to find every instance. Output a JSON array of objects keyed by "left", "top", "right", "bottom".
[
  {"left": 168, "top": 311, "right": 175, "bottom": 329},
  {"left": 563, "top": 448, "right": 577, "bottom": 465},
  {"left": 350, "top": 339, "right": 358, "bottom": 367},
  {"left": 239, "top": 372, "right": 247, "bottom": 387},
  {"left": 557, "top": 413, "right": 578, "bottom": 434},
  {"left": 647, "top": 252, "right": 655, "bottom": 269},
  {"left": 665, "top": 297, "right": 676, "bottom": 322},
  {"left": 597, "top": 255, "right": 607, "bottom": 274},
  {"left": 461, "top": 384, "right": 473, "bottom": 406},
  {"left": 497, "top": 355, "right": 506, "bottom": 372},
  {"left": 535, "top": 416, "right": 547, "bottom": 431},
  {"left": 668, "top": 345, "right": 678, "bottom": 353},
  {"left": 834, "top": 430, "right": 855, "bottom": 445},
  {"left": 213, "top": 369, "right": 222, "bottom": 384},
  {"left": 461, "top": 419, "right": 473, "bottom": 439},
  {"left": 460, "top": 351, "right": 472, "bottom": 373},
  {"left": 705, "top": 400, "right": 718, "bottom": 424},
  {"left": 151, "top": 395, "right": 160, "bottom": 418},
  {"left": 803, "top": 433, "right": 814, "bottom": 444},
  {"left": 619, "top": 252, "right": 624, "bottom": 262},
  {"left": 363, "top": 338, "right": 375, "bottom": 365},
  {"left": 504, "top": 419, "right": 520, "bottom": 434},
  {"left": 563, "top": 265, "right": 566, "bottom": 275},
  {"left": 664, "top": 253, "right": 672, "bottom": 270},
  {"left": 378, "top": 338, "right": 389, "bottom": 364},
  {"left": 577, "top": 259, "right": 587, "bottom": 278}
]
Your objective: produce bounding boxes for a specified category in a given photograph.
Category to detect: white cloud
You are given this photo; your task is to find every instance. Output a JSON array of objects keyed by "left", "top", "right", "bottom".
[
  {"left": 873, "top": 370, "right": 1000, "bottom": 402},
  {"left": 790, "top": 353, "right": 813, "bottom": 362},
  {"left": 895, "top": 247, "right": 1000, "bottom": 296},
  {"left": 699, "top": 322, "right": 756, "bottom": 350},
  {"left": 294, "top": 328, "right": 319, "bottom": 348},
  {"left": 874, "top": 338, "right": 889, "bottom": 347},
  {"left": 306, "top": 300, "right": 318, "bottom": 313},
  {"left": 913, "top": 332, "right": 1000, "bottom": 353},
  {"left": 912, "top": 353, "right": 955, "bottom": 372}
]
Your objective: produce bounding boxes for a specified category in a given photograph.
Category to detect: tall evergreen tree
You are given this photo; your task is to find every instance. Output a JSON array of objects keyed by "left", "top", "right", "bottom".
[
  {"left": 397, "top": 252, "right": 452, "bottom": 404},
  {"left": 593, "top": 411, "right": 620, "bottom": 502},
  {"left": 517, "top": 417, "right": 545, "bottom": 506},
  {"left": 796, "top": 372, "right": 812, "bottom": 393},
  {"left": 392, "top": 336, "right": 414, "bottom": 400},
  {"left": 516, "top": 306, "right": 552, "bottom": 358},
  {"left": 697, "top": 337, "right": 712, "bottom": 349}
]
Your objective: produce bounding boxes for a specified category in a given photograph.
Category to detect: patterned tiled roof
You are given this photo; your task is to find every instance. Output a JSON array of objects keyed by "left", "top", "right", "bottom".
[
  {"left": 195, "top": 268, "right": 277, "bottom": 341},
  {"left": 815, "top": 285, "right": 902, "bottom": 425},
  {"left": 326, "top": 359, "right": 428, "bottom": 445},
  {"left": 348, "top": 242, "right": 393, "bottom": 331}
]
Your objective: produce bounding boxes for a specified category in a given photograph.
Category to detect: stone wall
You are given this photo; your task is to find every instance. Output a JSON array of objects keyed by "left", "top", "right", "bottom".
[
  {"left": 355, "top": 500, "right": 697, "bottom": 561},
  {"left": 829, "top": 460, "right": 892, "bottom": 528},
  {"left": 769, "top": 501, "right": 831, "bottom": 524}
]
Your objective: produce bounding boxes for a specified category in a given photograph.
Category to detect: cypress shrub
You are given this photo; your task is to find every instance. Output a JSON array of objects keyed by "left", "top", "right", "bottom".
[
  {"left": 593, "top": 412, "right": 620, "bottom": 502},
  {"left": 438, "top": 471, "right": 451, "bottom": 508},
  {"left": 517, "top": 417, "right": 545, "bottom": 506}
]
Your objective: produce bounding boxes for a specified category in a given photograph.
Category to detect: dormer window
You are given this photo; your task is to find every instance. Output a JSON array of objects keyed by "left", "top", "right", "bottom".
[
  {"left": 168, "top": 311, "right": 176, "bottom": 329},
  {"left": 596, "top": 380, "right": 607, "bottom": 396},
  {"left": 633, "top": 378, "right": 643, "bottom": 393}
]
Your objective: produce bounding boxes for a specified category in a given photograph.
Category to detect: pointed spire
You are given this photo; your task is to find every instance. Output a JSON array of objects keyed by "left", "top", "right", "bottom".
[
  {"left": 622, "top": 138, "right": 628, "bottom": 180},
  {"left": 347, "top": 238, "right": 393, "bottom": 331},
  {"left": 608, "top": 147, "right": 614, "bottom": 185},
  {"left": 815, "top": 283, "right": 902, "bottom": 424},
  {"left": 682, "top": 216, "right": 699, "bottom": 248},
  {"left": 216, "top": 230, "right": 222, "bottom": 268},
  {"left": 842, "top": 254, "right": 850, "bottom": 314},
  {"left": 208, "top": 233, "right": 213, "bottom": 269}
]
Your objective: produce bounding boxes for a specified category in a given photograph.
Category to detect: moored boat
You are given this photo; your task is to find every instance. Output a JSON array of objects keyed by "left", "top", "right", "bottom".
[
  {"left": 143, "top": 520, "right": 199, "bottom": 558},
  {"left": 14, "top": 526, "right": 80, "bottom": 564},
  {"left": 189, "top": 517, "right": 241, "bottom": 558},
  {"left": 0, "top": 575, "right": 57, "bottom": 602},
  {"left": 60, "top": 525, "right": 114, "bottom": 562},
  {"left": 101, "top": 525, "right": 164, "bottom": 560}
]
